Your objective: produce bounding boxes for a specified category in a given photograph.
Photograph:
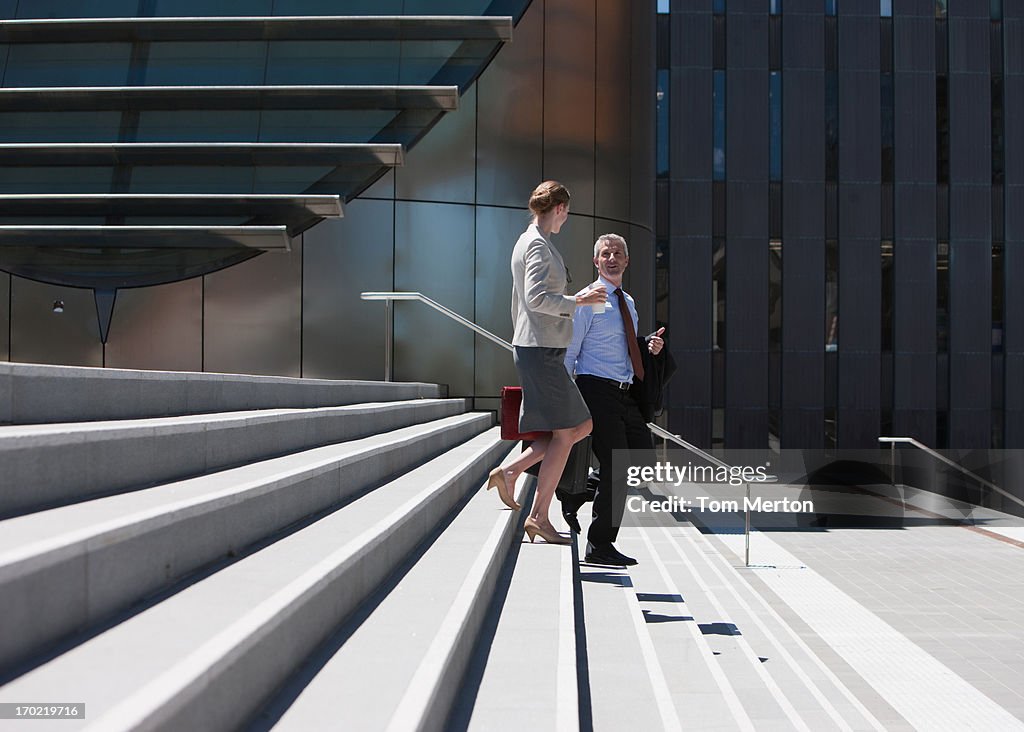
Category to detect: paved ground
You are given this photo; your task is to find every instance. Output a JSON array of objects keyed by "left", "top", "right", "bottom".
[{"left": 715, "top": 523, "right": 1024, "bottom": 727}]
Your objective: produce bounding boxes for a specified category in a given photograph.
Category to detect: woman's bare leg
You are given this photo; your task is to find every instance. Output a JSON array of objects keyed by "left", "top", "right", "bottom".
[
  {"left": 530, "top": 420, "right": 590, "bottom": 526},
  {"left": 493, "top": 420, "right": 591, "bottom": 520}
]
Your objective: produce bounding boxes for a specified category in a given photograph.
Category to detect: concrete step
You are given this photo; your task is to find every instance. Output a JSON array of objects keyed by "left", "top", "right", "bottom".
[
  {"left": 0, "top": 412, "right": 491, "bottom": 677},
  {"left": 621, "top": 525, "right": 889, "bottom": 731},
  {"left": 622, "top": 526, "right": 801, "bottom": 730},
  {"left": 575, "top": 549, "right": 684, "bottom": 731},
  {"left": 0, "top": 427, "right": 508, "bottom": 732},
  {"left": 0, "top": 361, "right": 444, "bottom": 425},
  {"left": 254, "top": 454, "right": 529, "bottom": 732},
  {"left": 623, "top": 528, "right": 755, "bottom": 731},
  {"left": 0, "top": 398, "right": 467, "bottom": 517},
  {"left": 457, "top": 493, "right": 579, "bottom": 732}
]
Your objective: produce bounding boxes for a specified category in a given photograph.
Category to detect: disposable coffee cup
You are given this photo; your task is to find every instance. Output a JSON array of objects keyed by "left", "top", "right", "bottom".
[{"left": 590, "top": 288, "right": 605, "bottom": 314}]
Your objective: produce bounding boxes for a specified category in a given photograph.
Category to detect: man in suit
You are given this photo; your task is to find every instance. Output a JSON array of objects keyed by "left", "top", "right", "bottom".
[{"left": 564, "top": 233, "right": 664, "bottom": 566}]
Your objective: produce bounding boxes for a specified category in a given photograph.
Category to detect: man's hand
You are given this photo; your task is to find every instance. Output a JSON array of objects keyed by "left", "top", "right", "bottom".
[{"left": 648, "top": 326, "right": 665, "bottom": 355}]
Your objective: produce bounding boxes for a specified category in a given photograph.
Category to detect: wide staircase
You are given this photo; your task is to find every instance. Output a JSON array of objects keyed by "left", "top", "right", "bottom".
[{"left": 0, "top": 362, "right": 940, "bottom": 732}]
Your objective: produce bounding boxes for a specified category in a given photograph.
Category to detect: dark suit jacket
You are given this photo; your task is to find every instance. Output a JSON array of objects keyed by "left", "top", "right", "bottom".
[{"left": 630, "top": 334, "right": 677, "bottom": 423}]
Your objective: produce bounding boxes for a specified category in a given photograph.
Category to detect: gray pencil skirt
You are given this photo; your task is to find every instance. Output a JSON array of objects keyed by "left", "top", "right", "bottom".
[{"left": 513, "top": 346, "right": 591, "bottom": 433}]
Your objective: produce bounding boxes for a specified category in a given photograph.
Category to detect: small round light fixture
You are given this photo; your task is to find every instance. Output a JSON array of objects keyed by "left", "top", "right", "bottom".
[{"left": 52, "top": 300, "right": 64, "bottom": 314}]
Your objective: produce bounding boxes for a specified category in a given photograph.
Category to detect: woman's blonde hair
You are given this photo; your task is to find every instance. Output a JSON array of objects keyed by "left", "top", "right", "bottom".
[{"left": 528, "top": 180, "right": 571, "bottom": 216}]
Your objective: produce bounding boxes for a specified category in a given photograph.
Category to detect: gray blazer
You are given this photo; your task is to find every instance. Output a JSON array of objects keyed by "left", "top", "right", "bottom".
[{"left": 510, "top": 224, "right": 577, "bottom": 348}]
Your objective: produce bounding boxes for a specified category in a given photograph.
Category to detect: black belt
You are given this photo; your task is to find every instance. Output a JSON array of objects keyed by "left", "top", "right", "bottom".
[{"left": 577, "top": 374, "right": 632, "bottom": 391}]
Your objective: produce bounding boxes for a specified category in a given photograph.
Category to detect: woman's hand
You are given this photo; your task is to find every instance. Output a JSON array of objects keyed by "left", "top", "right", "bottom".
[{"left": 574, "top": 284, "right": 607, "bottom": 306}]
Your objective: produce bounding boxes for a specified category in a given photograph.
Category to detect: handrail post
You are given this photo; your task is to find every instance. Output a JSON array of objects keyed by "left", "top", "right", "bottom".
[
  {"left": 744, "top": 482, "right": 750, "bottom": 567},
  {"left": 384, "top": 298, "right": 393, "bottom": 382},
  {"left": 890, "top": 441, "right": 895, "bottom": 486}
]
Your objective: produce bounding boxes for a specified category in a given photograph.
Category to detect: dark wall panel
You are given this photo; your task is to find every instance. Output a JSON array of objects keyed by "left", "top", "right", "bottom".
[
  {"left": 394, "top": 202, "right": 475, "bottom": 396},
  {"left": 893, "top": 7, "right": 936, "bottom": 442},
  {"left": 595, "top": 0, "right": 633, "bottom": 224},
  {"left": 476, "top": 0, "right": 544, "bottom": 209},
  {"left": 667, "top": 5, "right": 713, "bottom": 447},
  {"left": 781, "top": 4, "right": 824, "bottom": 447},
  {"left": 475, "top": 207, "right": 526, "bottom": 402},
  {"left": 629, "top": 0, "right": 657, "bottom": 234},
  {"left": 629, "top": 224, "right": 656, "bottom": 335},
  {"left": 543, "top": 0, "right": 596, "bottom": 216},
  {"left": 11, "top": 278, "right": 103, "bottom": 368},
  {"left": 1006, "top": 10, "right": 1024, "bottom": 445},
  {"left": 204, "top": 244, "right": 302, "bottom": 378},
  {"left": 302, "top": 200, "right": 394, "bottom": 381},
  {"left": 106, "top": 280, "right": 202, "bottom": 373},
  {"left": 836, "top": 4, "right": 880, "bottom": 447},
  {"left": 0, "top": 273, "right": 8, "bottom": 362},
  {"left": 395, "top": 84, "right": 476, "bottom": 204},
  {"left": 948, "top": 7, "right": 991, "bottom": 447},
  {"left": 724, "top": 3, "right": 768, "bottom": 447}
]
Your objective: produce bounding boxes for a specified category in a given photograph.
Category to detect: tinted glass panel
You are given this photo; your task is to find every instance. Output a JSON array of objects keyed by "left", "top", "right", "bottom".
[
  {"left": 657, "top": 68, "right": 669, "bottom": 177},
  {"left": 770, "top": 71, "right": 782, "bottom": 182}
]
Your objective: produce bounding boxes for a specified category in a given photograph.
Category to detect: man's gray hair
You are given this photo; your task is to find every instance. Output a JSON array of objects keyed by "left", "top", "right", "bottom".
[{"left": 594, "top": 233, "right": 629, "bottom": 257}]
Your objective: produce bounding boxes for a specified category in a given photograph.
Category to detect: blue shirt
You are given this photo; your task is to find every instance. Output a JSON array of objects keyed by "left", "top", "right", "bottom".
[{"left": 564, "top": 275, "right": 640, "bottom": 383}]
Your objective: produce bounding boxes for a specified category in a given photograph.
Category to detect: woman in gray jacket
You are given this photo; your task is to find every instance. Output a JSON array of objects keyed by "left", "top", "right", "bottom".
[{"left": 487, "top": 181, "right": 606, "bottom": 544}]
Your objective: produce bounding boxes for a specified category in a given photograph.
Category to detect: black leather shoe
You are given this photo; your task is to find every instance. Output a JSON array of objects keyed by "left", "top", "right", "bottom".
[
  {"left": 584, "top": 542, "right": 638, "bottom": 567},
  {"left": 561, "top": 507, "right": 582, "bottom": 534},
  {"left": 557, "top": 492, "right": 586, "bottom": 534}
]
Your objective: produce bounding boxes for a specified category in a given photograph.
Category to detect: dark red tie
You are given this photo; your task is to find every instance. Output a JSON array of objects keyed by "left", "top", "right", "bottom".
[{"left": 615, "top": 288, "right": 644, "bottom": 382}]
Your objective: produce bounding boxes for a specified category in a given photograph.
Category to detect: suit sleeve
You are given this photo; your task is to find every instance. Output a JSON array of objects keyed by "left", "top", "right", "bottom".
[{"left": 523, "top": 239, "right": 576, "bottom": 316}]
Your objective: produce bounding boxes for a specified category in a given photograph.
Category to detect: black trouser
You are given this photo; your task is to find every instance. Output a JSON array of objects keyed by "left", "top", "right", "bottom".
[{"left": 575, "top": 375, "right": 654, "bottom": 545}]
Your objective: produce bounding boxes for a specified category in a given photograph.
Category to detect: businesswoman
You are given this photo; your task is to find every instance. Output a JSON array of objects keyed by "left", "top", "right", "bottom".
[{"left": 487, "top": 181, "right": 606, "bottom": 544}]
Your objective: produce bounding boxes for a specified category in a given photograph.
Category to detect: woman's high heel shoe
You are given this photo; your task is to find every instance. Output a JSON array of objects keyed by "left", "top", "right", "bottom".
[
  {"left": 524, "top": 517, "right": 571, "bottom": 545},
  {"left": 487, "top": 467, "right": 521, "bottom": 510}
]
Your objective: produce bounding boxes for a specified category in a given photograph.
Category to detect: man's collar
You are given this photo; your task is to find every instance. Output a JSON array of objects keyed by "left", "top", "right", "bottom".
[{"left": 596, "top": 274, "right": 623, "bottom": 291}]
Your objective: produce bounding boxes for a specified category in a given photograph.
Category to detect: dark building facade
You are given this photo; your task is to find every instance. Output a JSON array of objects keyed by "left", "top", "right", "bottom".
[{"left": 658, "top": 0, "right": 1022, "bottom": 450}]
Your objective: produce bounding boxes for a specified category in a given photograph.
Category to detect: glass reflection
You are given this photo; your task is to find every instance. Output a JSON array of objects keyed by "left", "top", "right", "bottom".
[
  {"left": 713, "top": 70, "right": 726, "bottom": 181},
  {"left": 657, "top": 69, "right": 669, "bottom": 178},
  {"left": 713, "top": 237, "right": 726, "bottom": 349},
  {"left": 825, "top": 238, "right": 838, "bottom": 351}
]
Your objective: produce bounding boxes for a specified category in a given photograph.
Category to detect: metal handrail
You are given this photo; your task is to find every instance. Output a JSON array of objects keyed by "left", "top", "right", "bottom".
[
  {"left": 363, "top": 290, "right": 756, "bottom": 565},
  {"left": 648, "top": 422, "right": 754, "bottom": 566},
  {"left": 879, "top": 436, "right": 1024, "bottom": 511},
  {"left": 361, "top": 291, "right": 512, "bottom": 381}
]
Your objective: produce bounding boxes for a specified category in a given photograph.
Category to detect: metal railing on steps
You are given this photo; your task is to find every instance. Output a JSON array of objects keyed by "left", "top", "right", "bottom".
[{"left": 879, "top": 436, "right": 1024, "bottom": 514}]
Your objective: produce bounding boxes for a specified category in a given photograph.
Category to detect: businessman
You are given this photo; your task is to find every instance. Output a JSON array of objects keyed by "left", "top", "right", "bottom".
[{"left": 564, "top": 233, "right": 664, "bottom": 567}]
